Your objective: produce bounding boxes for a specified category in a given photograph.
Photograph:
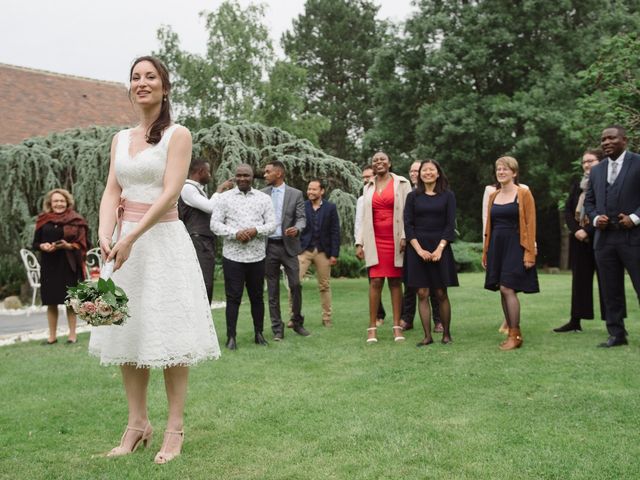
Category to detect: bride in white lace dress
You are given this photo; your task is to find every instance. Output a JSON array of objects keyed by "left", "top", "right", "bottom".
[{"left": 89, "top": 56, "right": 220, "bottom": 464}]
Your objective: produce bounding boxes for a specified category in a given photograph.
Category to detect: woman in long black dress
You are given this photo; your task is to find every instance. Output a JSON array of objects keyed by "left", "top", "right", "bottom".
[
  {"left": 33, "top": 189, "right": 88, "bottom": 344},
  {"left": 404, "top": 159, "right": 458, "bottom": 346},
  {"left": 553, "top": 148, "right": 608, "bottom": 332},
  {"left": 482, "top": 156, "right": 538, "bottom": 350}
]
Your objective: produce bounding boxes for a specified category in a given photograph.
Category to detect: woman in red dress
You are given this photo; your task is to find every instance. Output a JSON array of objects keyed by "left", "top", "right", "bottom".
[{"left": 356, "top": 152, "right": 412, "bottom": 343}]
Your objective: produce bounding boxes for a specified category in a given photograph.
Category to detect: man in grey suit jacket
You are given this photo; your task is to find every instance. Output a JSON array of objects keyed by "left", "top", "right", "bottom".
[
  {"left": 262, "top": 161, "right": 310, "bottom": 339},
  {"left": 585, "top": 125, "right": 640, "bottom": 348}
]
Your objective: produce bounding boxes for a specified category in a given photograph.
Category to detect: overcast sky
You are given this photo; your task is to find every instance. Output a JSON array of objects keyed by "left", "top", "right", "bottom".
[{"left": 1, "top": 0, "right": 416, "bottom": 84}]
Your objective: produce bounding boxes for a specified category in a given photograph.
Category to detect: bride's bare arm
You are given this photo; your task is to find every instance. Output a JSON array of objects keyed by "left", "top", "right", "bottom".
[
  {"left": 98, "top": 134, "right": 123, "bottom": 261},
  {"left": 108, "top": 126, "right": 192, "bottom": 270}
]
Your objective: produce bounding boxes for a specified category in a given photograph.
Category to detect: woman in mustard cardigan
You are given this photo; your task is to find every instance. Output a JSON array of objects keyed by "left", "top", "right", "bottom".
[{"left": 482, "top": 156, "right": 539, "bottom": 350}]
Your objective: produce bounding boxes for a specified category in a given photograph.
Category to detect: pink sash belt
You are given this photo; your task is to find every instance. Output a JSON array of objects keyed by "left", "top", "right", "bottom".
[{"left": 115, "top": 199, "right": 179, "bottom": 242}]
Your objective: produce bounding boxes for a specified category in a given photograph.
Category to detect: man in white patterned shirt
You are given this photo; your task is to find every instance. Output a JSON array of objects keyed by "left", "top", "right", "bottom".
[{"left": 210, "top": 164, "right": 276, "bottom": 350}]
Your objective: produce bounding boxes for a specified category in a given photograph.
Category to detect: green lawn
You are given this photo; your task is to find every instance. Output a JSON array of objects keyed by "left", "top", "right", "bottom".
[{"left": 1, "top": 273, "right": 639, "bottom": 479}]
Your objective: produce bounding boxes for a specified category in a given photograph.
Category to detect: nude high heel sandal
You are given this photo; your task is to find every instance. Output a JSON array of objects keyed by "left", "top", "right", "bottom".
[
  {"left": 107, "top": 423, "right": 153, "bottom": 457},
  {"left": 154, "top": 430, "right": 184, "bottom": 464}
]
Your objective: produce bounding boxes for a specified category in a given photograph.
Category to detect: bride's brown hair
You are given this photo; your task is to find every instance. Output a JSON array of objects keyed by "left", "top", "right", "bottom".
[{"left": 129, "top": 56, "right": 172, "bottom": 145}]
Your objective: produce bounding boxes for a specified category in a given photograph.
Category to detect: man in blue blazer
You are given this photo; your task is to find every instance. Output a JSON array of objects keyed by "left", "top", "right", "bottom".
[
  {"left": 584, "top": 125, "right": 640, "bottom": 347},
  {"left": 298, "top": 179, "right": 341, "bottom": 327}
]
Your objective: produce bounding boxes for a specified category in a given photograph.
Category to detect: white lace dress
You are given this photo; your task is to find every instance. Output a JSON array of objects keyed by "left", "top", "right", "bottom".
[{"left": 89, "top": 125, "right": 221, "bottom": 368}]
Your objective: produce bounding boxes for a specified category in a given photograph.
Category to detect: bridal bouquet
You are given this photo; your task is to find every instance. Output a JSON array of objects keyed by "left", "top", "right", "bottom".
[{"left": 66, "top": 262, "right": 129, "bottom": 326}]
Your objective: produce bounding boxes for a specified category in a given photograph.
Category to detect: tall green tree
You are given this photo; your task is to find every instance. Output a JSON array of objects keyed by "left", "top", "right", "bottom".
[
  {"left": 366, "top": 0, "right": 640, "bottom": 264},
  {"left": 282, "top": 0, "right": 384, "bottom": 161},
  {"left": 254, "top": 60, "right": 330, "bottom": 146},
  {"left": 362, "top": 31, "right": 423, "bottom": 169},
  {"left": 155, "top": 0, "right": 274, "bottom": 129},
  {"left": 573, "top": 33, "right": 640, "bottom": 151}
]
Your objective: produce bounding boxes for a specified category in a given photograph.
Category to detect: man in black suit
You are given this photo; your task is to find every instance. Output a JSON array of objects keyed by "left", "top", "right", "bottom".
[
  {"left": 298, "top": 179, "right": 341, "bottom": 327},
  {"left": 178, "top": 159, "right": 233, "bottom": 303},
  {"left": 262, "top": 161, "right": 310, "bottom": 340},
  {"left": 584, "top": 125, "right": 640, "bottom": 347}
]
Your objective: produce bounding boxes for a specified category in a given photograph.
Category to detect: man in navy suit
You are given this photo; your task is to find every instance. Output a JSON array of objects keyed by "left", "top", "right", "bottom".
[
  {"left": 298, "top": 179, "right": 341, "bottom": 327},
  {"left": 584, "top": 125, "right": 640, "bottom": 347}
]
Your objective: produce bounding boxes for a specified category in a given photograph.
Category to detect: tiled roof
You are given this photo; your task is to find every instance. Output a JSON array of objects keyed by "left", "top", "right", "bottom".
[{"left": 0, "top": 63, "right": 137, "bottom": 144}]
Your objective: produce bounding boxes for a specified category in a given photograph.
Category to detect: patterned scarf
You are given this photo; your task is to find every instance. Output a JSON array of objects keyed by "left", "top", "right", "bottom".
[
  {"left": 35, "top": 209, "right": 89, "bottom": 277},
  {"left": 574, "top": 174, "right": 590, "bottom": 226}
]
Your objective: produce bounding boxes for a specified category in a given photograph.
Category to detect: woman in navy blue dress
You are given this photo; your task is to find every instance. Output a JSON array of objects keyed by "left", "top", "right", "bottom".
[
  {"left": 404, "top": 160, "right": 458, "bottom": 346},
  {"left": 482, "top": 156, "right": 538, "bottom": 350}
]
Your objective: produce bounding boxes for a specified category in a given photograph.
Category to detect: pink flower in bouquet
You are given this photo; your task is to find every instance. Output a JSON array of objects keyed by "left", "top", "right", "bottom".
[
  {"left": 80, "top": 301, "right": 97, "bottom": 315},
  {"left": 96, "top": 300, "right": 113, "bottom": 317},
  {"left": 111, "top": 310, "right": 124, "bottom": 323}
]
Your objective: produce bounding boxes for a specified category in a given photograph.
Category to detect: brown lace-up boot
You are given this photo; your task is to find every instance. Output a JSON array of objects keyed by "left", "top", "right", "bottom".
[{"left": 499, "top": 327, "right": 523, "bottom": 350}]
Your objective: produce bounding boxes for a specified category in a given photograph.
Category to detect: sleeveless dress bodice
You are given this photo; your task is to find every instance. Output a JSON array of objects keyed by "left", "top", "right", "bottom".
[
  {"left": 115, "top": 127, "right": 174, "bottom": 203},
  {"left": 484, "top": 199, "right": 539, "bottom": 294}
]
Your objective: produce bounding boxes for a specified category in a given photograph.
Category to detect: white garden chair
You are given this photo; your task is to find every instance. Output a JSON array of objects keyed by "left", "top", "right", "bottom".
[
  {"left": 85, "top": 247, "right": 103, "bottom": 279},
  {"left": 19, "top": 248, "right": 40, "bottom": 309}
]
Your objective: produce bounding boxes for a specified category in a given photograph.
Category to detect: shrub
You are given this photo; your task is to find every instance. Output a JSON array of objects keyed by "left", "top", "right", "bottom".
[
  {"left": 451, "top": 241, "right": 484, "bottom": 272},
  {"left": 331, "top": 245, "right": 366, "bottom": 278},
  {"left": 3, "top": 295, "right": 22, "bottom": 309},
  {"left": 0, "top": 257, "right": 24, "bottom": 298}
]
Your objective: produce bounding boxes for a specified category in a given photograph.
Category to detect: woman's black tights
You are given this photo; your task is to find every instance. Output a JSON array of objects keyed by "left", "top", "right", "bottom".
[
  {"left": 417, "top": 287, "right": 451, "bottom": 341},
  {"left": 499, "top": 286, "right": 520, "bottom": 329}
]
